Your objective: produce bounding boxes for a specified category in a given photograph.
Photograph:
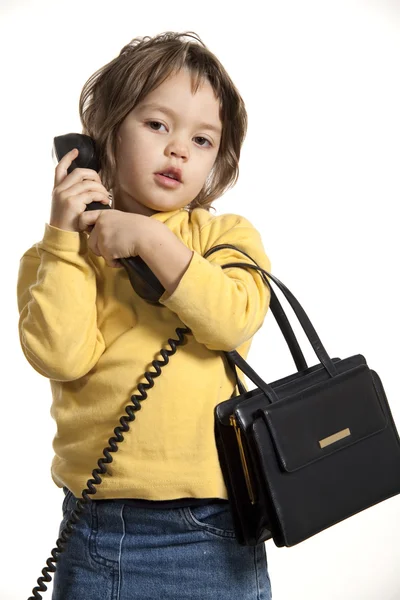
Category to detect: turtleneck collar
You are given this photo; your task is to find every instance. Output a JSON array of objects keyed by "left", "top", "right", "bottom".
[{"left": 148, "top": 207, "right": 188, "bottom": 223}]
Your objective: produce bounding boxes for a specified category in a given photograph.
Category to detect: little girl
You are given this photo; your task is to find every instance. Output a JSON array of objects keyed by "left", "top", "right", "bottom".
[{"left": 17, "top": 31, "right": 273, "bottom": 600}]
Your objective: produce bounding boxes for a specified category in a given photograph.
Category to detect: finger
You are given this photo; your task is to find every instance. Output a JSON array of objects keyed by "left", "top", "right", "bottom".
[
  {"left": 55, "top": 167, "right": 103, "bottom": 194},
  {"left": 92, "top": 245, "right": 102, "bottom": 257},
  {"left": 54, "top": 148, "right": 79, "bottom": 188},
  {"left": 78, "top": 209, "right": 104, "bottom": 232},
  {"left": 60, "top": 168, "right": 103, "bottom": 188},
  {"left": 57, "top": 179, "right": 111, "bottom": 203},
  {"left": 89, "top": 240, "right": 102, "bottom": 257},
  {"left": 86, "top": 227, "right": 101, "bottom": 256}
]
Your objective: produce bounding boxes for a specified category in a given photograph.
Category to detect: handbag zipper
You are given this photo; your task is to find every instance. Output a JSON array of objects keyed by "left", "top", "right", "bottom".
[{"left": 229, "top": 415, "right": 257, "bottom": 505}]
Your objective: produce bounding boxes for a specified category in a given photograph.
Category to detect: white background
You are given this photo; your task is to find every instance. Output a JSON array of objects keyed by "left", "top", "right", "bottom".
[{"left": 1, "top": 0, "right": 399, "bottom": 598}]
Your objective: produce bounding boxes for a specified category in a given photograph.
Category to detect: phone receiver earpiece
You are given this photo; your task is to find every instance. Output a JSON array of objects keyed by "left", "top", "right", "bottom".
[
  {"left": 52, "top": 133, "right": 165, "bottom": 306},
  {"left": 53, "top": 133, "right": 100, "bottom": 175}
]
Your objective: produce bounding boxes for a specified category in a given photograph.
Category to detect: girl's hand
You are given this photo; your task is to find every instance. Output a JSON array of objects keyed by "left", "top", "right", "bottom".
[
  {"left": 78, "top": 208, "right": 155, "bottom": 268},
  {"left": 50, "top": 148, "right": 111, "bottom": 232}
]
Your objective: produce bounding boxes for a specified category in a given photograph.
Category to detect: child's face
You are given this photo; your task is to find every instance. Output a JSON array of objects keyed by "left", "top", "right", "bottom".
[{"left": 113, "top": 68, "right": 222, "bottom": 216}]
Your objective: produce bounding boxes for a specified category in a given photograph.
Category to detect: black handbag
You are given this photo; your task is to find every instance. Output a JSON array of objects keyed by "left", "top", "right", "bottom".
[{"left": 208, "top": 243, "right": 400, "bottom": 548}]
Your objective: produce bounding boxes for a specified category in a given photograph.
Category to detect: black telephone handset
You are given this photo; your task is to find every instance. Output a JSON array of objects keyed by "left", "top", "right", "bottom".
[{"left": 53, "top": 133, "right": 165, "bottom": 305}]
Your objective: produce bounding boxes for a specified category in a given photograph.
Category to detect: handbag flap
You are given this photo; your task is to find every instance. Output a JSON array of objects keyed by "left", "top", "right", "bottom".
[{"left": 260, "top": 364, "right": 388, "bottom": 472}]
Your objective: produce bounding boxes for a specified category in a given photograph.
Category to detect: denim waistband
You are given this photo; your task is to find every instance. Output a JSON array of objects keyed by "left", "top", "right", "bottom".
[{"left": 62, "top": 487, "right": 229, "bottom": 509}]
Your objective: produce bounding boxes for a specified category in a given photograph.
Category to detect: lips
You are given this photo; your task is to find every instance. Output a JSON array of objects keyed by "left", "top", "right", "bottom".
[
  {"left": 155, "top": 167, "right": 182, "bottom": 182},
  {"left": 154, "top": 173, "right": 181, "bottom": 188}
]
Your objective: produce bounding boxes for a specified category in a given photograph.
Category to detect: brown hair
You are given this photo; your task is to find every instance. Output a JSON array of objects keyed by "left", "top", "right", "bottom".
[{"left": 79, "top": 31, "right": 248, "bottom": 214}]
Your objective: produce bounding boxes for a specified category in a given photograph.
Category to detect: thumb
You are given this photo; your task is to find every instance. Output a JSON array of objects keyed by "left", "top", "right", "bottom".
[{"left": 78, "top": 209, "right": 103, "bottom": 232}]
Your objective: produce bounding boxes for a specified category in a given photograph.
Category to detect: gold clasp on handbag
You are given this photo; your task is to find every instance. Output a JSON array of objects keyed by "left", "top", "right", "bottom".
[{"left": 230, "top": 415, "right": 257, "bottom": 505}]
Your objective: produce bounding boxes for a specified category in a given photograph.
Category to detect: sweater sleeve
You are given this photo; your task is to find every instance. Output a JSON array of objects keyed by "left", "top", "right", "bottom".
[
  {"left": 158, "top": 213, "right": 272, "bottom": 352},
  {"left": 16, "top": 223, "right": 106, "bottom": 381}
]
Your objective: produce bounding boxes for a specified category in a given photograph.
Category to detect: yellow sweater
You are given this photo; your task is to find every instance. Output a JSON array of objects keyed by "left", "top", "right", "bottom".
[{"left": 16, "top": 206, "right": 271, "bottom": 500}]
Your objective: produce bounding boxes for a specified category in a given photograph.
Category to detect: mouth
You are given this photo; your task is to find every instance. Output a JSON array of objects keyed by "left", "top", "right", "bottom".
[
  {"left": 155, "top": 166, "right": 182, "bottom": 182},
  {"left": 154, "top": 173, "right": 182, "bottom": 189}
]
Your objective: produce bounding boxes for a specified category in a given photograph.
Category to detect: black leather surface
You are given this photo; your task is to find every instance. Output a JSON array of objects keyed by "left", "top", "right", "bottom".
[{"left": 212, "top": 245, "right": 400, "bottom": 547}]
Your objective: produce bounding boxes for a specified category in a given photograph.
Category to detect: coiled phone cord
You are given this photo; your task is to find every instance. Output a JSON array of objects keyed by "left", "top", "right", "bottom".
[
  {"left": 27, "top": 241, "right": 298, "bottom": 599},
  {"left": 27, "top": 324, "right": 191, "bottom": 600}
]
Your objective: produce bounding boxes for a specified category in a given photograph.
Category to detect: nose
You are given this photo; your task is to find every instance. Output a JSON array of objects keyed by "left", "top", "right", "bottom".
[{"left": 165, "top": 140, "right": 188, "bottom": 160}]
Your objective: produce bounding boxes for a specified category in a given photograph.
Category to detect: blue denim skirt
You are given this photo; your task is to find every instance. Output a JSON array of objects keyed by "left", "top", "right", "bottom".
[{"left": 52, "top": 487, "right": 272, "bottom": 599}]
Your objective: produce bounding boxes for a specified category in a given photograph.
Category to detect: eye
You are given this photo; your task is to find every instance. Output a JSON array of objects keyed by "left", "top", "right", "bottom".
[
  {"left": 147, "top": 121, "right": 166, "bottom": 132},
  {"left": 146, "top": 121, "right": 213, "bottom": 148},
  {"left": 194, "top": 136, "right": 212, "bottom": 148}
]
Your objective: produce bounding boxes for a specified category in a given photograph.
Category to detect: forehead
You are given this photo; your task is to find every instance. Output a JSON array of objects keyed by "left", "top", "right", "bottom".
[{"left": 135, "top": 70, "right": 222, "bottom": 133}]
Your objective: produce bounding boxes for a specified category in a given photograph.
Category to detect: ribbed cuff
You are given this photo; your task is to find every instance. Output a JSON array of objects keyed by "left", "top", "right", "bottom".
[{"left": 39, "top": 223, "right": 89, "bottom": 253}]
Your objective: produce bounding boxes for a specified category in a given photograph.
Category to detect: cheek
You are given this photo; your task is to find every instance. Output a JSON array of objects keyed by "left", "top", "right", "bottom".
[
  {"left": 197, "top": 155, "right": 216, "bottom": 183},
  {"left": 118, "top": 130, "right": 157, "bottom": 172},
  {"left": 115, "top": 144, "right": 141, "bottom": 183}
]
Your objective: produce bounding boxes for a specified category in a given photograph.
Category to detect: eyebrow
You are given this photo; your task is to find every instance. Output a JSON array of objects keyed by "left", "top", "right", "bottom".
[{"left": 138, "top": 103, "right": 222, "bottom": 135}]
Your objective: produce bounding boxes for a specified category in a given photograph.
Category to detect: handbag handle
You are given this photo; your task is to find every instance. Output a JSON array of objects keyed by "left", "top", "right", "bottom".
[
  {"left": 204, "top": 244, "right": 308, "bottom": 373},
  {"left": 203, "top": 244, "right": 307, "bottom": 397},
  {"left": 203, "top": 244, "right": 338, "bottom": 403}
]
